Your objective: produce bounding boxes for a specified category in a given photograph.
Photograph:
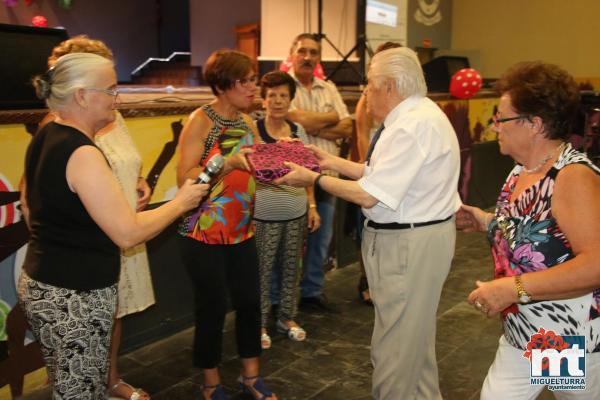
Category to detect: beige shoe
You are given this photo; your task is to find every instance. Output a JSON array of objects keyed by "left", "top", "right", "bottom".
[
  {"left": 261, "top": 331, "right": 272, "bottom": 349},
  {"left": 276, "top": 319, "right": 306, "bottom": 341}
]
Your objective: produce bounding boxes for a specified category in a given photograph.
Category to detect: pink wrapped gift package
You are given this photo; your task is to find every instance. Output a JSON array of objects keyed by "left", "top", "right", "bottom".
[{"left": 247, "top": 140, "right": 321, "bottom": 183}]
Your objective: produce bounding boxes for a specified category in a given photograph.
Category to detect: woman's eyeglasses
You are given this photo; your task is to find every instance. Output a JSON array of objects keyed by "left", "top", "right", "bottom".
[
  {"left": 235, "top": 75, "right": 258, "bottom": 88},
  {"left": 491, "top": 113, "right": 530, "bottom": 127},
  {"left": 86, "top": 87, "right": 119, "bottom": 99}
]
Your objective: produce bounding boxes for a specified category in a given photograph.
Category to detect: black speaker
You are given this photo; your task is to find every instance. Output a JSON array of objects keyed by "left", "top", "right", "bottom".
[
  {"left": 0, "top": 23, "right": 69, "bottom": 110},
  {"left": 422, "top": 56, "right": 470, "bottom": 93}
]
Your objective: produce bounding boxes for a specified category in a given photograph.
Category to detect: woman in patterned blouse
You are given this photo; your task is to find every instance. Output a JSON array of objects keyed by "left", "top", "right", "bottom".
[
  {"left": 176, "top": 50, "right": 277, "bottom": 400},
  {"left": 457, "top": 62, "right": 600, "bottom": 399}
]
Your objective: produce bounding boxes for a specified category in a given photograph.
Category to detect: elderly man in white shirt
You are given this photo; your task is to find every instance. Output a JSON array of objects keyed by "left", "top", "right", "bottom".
[{"left": 276, "top": 47, "right": 461, "bottom": 400}]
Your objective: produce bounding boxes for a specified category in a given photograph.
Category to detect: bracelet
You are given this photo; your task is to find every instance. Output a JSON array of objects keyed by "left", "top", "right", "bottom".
[
  {"left": 309, "top": 203, "right": 317, "bottom": 209},
  {"left": 314, "top": 173, "right": 326, "bottom": 188}
]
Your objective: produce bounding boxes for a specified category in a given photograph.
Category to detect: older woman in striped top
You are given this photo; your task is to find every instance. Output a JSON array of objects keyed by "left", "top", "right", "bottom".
[{"left": 253, "top": 71, "right": 320, "bottom": 349}]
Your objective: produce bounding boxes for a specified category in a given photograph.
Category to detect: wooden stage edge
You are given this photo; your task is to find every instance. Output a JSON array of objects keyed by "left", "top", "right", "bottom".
[{"left": 0, "top": 84, "right": 499, "bottom": 125}]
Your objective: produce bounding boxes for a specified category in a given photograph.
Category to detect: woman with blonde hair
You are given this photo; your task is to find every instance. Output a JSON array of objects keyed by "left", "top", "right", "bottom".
[
  {"left": 41, "top": 35, "right": 155, "bottom": 400},
  {"left": 20, "top": 52, "right": 207, "bottom": 399}
]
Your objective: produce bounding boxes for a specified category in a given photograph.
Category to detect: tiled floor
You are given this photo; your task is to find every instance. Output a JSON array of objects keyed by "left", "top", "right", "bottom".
[{"left": 23, "top": 231, "right": 555, "bottom": 399}]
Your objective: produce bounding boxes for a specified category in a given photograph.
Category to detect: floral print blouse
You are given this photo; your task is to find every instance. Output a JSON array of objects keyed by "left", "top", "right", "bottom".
[
  {"left": 179, "top": 104, "right": 256, "bottom": 244},
  {"left": 489, "top": 143, "right": 600, "bottom": 352}
]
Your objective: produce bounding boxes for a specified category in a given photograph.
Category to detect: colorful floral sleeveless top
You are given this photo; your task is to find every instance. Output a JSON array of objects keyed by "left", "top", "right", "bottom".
[
  {"left": 489, "top": 143, "right": 600, "bottom": 352},
  {"left": 179, "top": 104, "right": 256, "bottom": 244}
]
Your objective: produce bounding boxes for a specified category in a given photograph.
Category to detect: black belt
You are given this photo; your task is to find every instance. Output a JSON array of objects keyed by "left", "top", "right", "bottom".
[{"left": 366, "top": 215, "right": 452, "bottom": 230}]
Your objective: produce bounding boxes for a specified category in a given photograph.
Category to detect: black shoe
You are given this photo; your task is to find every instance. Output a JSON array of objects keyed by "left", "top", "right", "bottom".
[{"left": 299, "top": 295, "right": 340, "bottom": 313}]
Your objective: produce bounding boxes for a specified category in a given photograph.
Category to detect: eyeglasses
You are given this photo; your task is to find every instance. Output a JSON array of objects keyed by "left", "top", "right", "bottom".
[
  {"left": 86, "top": 87, "right": 119, "bottom": 99},
  {"left": 235, "top": 75, "right": 258, "bottom": 88},
  {"left": 492, "top": 113, "right": 530, "bottom": 127}
]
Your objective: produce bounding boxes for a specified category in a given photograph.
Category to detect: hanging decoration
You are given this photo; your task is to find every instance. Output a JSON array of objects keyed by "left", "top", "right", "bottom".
[
  {"left": 57, "top": 0, "right": 73, "bottom": 9},
  {"left": 414, "top": 0, "right": 442, "bottom": 26},
  {"left": 3, "top": 0, "right": 19, "bottom": 7},
  {"left": 32, "top": 15, "right": 48, "bottom": 27},
  {"left": 449, "top": 68, "right": 483, "bottom": 99}
]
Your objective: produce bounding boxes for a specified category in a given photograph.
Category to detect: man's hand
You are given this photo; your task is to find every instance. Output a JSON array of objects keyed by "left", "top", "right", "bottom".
[
  {"left": 287, "top": 109, "right": 339, "bottom": 134},
  {"left": 305, "top": 144, "right": 335, "bottom": 170},
  {"left": 273, "top": 162, "right": 318, "bottom": 187}
]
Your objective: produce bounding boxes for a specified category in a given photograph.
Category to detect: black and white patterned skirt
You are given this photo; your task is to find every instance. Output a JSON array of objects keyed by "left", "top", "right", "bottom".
[{"left": 18, "top": 272, "right": 117, "bottom": 400}]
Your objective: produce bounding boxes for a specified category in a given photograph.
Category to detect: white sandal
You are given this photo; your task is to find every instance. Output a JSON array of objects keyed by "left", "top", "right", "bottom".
[
  {"left": 108, "top": 379, "right": 149, "bottom": 400},
  {"left": 261, "top": 332, "right": 272, "bottom": 349},
  {"left": 276, "top": 319, "right": 306, "bottom": 342}
]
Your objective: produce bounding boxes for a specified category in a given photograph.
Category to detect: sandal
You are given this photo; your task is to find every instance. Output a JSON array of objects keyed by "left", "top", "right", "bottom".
[
  {"left": 358, "top": 276, "right": 373, "bottom": 306},
  {"left": 276, "top": 320, "right": 306, "bottom": 342},
  {"left": 237, "top": 375, "right": 276, "bottom": 400},
  {"left": 108, "top": 379, "right": 149, "bottom": 400},
  {"left": 261, "top": 331, "right": 272, "bottom": 349},
  {"left": 202, "top": 383, "right": 229, "bottom": 400}
]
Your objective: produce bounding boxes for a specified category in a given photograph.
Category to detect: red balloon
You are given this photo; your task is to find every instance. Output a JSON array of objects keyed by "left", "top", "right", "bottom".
[
  {"left": 279, "top": 56, "right": 293, "bottom": 73},
  {"left": 449, "top": 68, "right": 482, "bottom": 99},
  {"left": 32, "top": 15, "right": 48, "bottom": 28}
]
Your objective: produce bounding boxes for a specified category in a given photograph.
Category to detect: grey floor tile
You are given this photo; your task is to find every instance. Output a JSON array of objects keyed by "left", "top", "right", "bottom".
[{"left": 151, "top": 379, "right": 203, "bottom": 400}]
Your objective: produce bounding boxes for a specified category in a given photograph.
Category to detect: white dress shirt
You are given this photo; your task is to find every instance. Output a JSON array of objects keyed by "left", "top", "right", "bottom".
[{"left": 358, "top": 95, "right": 461, "bottom": 223}]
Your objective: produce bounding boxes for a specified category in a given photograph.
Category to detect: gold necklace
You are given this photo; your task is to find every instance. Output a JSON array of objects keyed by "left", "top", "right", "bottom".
[{"left": 522, "top": 142, "right": 566, "bottom": 174}]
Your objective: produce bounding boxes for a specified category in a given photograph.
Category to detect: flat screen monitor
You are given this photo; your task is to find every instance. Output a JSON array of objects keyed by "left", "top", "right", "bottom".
[
  {"left": 366, "top": 0, "right": 398, "bottom": 28},
  {"left": 0, "top": 23, "right": 69, "bottom": 110}
]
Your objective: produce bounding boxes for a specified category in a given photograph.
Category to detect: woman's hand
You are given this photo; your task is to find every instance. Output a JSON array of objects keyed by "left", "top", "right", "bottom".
[
  {"left": 468, "top": 277, "right": 518, "bottom": 317},
  {"left": 308, "top": 207, "right": 321, "bottom": 232},
  {"left": 136, "top": 177, "right": 151, "bottom": 211},
  {"left": 225, "top": 148, "right": 254, "bottom": 172},
  {"left": 273, "top": 162, "right": 318, "bottom": 187},
  {"left": 174, "top": 179, "right": 210, "bottom": 213},
  {"left": 456, "top": 204, "right": 491, "bottom": 232},
  {"left": 276, "top": 137, "right": 300, "bottom": 143}
]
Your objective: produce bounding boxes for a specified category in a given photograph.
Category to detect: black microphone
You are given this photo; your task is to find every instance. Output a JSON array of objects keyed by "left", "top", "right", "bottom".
[{"left": 196, "top": 153, "right": 224, "bottom": 184}]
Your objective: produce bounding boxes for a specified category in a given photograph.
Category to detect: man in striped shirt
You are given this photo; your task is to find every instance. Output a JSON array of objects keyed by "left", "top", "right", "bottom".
[{"left": 286, "top": 33, "right": 353, "bottom": 312}]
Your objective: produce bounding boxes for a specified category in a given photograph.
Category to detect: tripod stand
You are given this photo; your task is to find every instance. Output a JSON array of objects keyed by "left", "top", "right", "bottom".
[{"left": 314, "top": 0, "right": 371, "bottom": 84}]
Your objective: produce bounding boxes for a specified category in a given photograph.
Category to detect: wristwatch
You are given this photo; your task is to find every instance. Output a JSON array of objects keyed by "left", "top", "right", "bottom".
[{"left": 515, "top": 275, "right": 532, "bottom": 304}]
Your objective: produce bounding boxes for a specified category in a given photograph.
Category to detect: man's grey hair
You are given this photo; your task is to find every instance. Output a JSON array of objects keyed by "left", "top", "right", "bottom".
[{"left": 368, "top": 47, "right": 427, "bottom": 98}]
